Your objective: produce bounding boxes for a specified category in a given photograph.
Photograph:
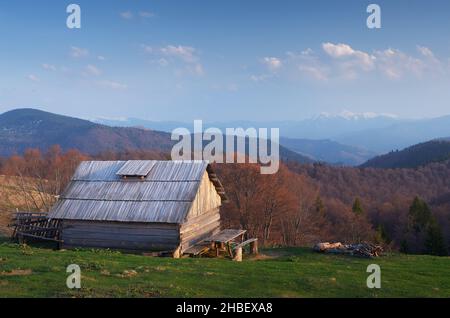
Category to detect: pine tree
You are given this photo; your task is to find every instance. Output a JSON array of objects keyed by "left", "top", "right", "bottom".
[
  {"left": 375, "top": 224, "right": 391, "bottom": 245},
  {"left": 404, "top": 196, "right": 447, "bottom": 256},
  {"left": 408, "top": 196, "right": 432, "bottom": 233},
  {"left": 400, "top": 239, "right": 409, "bottom": 254},
  {"left": 425, "top": 218, "right": 448, "bottom": 256},
  {"left": 314, "top": 195, "right": 325, "bottom": 217},
  {"left": 352, "top": 197, "right": 364, "bottom": 216}
]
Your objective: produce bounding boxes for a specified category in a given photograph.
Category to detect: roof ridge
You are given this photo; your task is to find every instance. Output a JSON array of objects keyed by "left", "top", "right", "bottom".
[{"left": 60, "top": 198, "right": 194, "bottom": 202}]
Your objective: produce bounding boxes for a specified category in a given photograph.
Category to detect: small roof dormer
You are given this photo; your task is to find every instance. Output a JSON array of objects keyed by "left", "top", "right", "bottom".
[{"left": 116, "top": 160, "right": 156, "bottom": 179}]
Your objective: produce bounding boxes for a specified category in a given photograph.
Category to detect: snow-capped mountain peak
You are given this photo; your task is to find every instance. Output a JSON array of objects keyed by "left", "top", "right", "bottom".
[{"left": 315, "top": 110, "right": 399, "bottom": 121}]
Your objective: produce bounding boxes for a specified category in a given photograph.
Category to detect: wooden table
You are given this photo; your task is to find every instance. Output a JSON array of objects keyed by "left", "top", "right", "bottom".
[{"left": 205, "top": 229, "right": 247, "bottom": 258}]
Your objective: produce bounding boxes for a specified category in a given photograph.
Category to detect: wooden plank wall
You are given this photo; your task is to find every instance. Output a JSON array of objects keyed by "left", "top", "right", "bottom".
[
  {"left": 178, "top": 171, "right": 223, "bottom": 252},
  {"left": 61, "top": 220, "right": 180, "bottom": 252},
  {"left": 187, "top": 172, "right": 222, "bottom": 219},
  {"left": 180, "top": 208, "right": 221, "bottom": 251}
]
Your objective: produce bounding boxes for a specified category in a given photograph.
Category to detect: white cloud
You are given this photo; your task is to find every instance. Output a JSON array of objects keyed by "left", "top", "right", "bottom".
[
  {"left": 97, "top": 56, "right": 106, "bottom": 61},
  {"left": 144, "top": 44, "right": 204, "bottom": 76},
  {"left": 189, "top": 63, "right": 205, "bottom": 76},
  {"left": 250, "top": 74, "right": 272, "bottom": 82},
  {"left": 323, "top": 43, "right": 355, "bottom": 58},
  {"left": 322, "top": 42, "right": 375, "bottom": 71},
  {"left": 120, "top": 11, "right": 133, "bottom": 19},
  {"left": 85, "top": 64, "right": 102, "bottom": 76},
  {"left": 42, "top": 64, "right": 57, "bottom": 71},
  {"left": 261, "top": 57, "right": 282, "bottom": 71},
  {"left": 320, "top": 43, "right": 444, "bottom": 80},
  {"left": 285, "top": 50, "right": 329, "bottom": 81},
  {"left": 27, "top": 74, "right": 40, "bottom": 82},
  {"left": 227, "top": 83, "right": 238, "bottom": 92},
  {"left": 142, "top": 45, "right": 153, "bottom": 54},
  {"left": 139, "top": 11, "right": 155, "bottom": 18},
  {"left": 298, "top": 65, "right": 328, "bottom": 81},
  {"left": 417, "top": 46, "right": 434, "bottom": 58},
  {"left": 70, "top": 46, "right": 89, "bottom": 58},
  {"left": 258, "top": 43, "right": 446, "bottom": 83},
  {"left": 250, "top": 49, "right": 328, "bottom": 82},
  {"left": 121, "top": 11, "right": 155, "bottom": 20},
  {"left": 160, "top": 45, "right": 198, "bottom": 63},
  {"left": 375, "top": 48, "right": 425, "bottom": 79},
  {"left": 301, "top": 48, "right": 314, "bottom": 56},
  {"left": 157, "top": 58, "right": 169, "bottom": 67},
  {"left": 97, "top": 80, "right": 128, "bottom": 90},
  {"left": 416, "top": 46, "right": 442, "bottom": 72}
]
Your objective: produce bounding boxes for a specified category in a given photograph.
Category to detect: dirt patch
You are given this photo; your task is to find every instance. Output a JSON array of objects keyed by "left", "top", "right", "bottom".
[
  {"left": 248, "top": 254, "right": 275, "bottom": 261},
  {"left": 0, "top": 269, "right": 33, "bottom": 276},
  {"left": 100, "top": 269, "right": 111, "bottom": 276},
  {"left": 117, "top": 269, "right": 138, "bottom": 278},
  {"left": 203, "top": 271, "right": 215, "bottom": 276},
  {"left": 81, "top": 275, "right": 97, "bottom": 282}
]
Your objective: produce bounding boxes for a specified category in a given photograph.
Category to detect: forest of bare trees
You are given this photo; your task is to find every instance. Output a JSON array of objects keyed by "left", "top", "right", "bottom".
[{"left": 0, "top": 146, "right": 449, "bottom": 255}]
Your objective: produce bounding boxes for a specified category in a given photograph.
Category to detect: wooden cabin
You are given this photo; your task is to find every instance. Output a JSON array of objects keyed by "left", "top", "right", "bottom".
[{"left": 48, "top": 160, "right": 227, "bottom": 257}]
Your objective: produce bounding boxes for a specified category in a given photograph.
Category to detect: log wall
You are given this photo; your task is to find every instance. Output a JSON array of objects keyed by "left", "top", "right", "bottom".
[{"left": 61, "top": 220, "right": 180, "bottom": 252}]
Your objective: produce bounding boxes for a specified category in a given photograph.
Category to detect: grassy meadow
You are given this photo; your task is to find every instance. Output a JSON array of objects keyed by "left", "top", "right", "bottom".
[{"left": 0, "top": 238, "right": 449, "bottom": 298}]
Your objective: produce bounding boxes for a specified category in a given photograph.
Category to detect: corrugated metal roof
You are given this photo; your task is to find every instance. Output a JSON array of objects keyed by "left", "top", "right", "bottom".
[
  {"left": 63, "top": 181, "right": 199, "bottom": 201},
  {"left": 48, "top": 160, "right": 225, "bottom": 223},
  {"left": 50, "top": 200, "right": 191, "bottom": 223},
  {"left": 72, "top": 160, "right": 208, "bottom": 181}
]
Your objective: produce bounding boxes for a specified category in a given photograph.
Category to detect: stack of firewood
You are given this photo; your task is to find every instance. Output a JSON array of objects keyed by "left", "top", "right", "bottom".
[{"left": 313, "top": 242, "right": 383, "bottom": 258}]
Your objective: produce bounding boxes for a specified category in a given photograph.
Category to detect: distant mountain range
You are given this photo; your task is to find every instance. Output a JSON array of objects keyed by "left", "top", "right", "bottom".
[
  {"left": 93, "top": 113, "right": 394, "bottom": 165},
  {"left": 0, "top": 109, "right": 312, "bottom": 164},
  {"left": 334, "top": 115, "right": 450, "bottom": 153},
  {"left": 4, "top": 108, "right": 450, "bottom": 168},
  {"left": 94, "top": 112, "right": 450, "bottom": 155},
  {"left": 93, "top": 111, "right": 402, "bottom": 142},
  {"left": 279, "top": 137, "right": 376, "bottom": 166},
  {"left": 361, "top": 139, "right": 450, "bottom": 169}
]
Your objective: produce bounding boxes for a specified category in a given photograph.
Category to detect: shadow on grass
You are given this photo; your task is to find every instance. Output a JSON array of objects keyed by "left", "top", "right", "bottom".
[
  {"left": 261, "top": 247, "right": 314, "bottom": 258},
  {"left": 0, "top": 235, "right": 59, "bottom": 250}
]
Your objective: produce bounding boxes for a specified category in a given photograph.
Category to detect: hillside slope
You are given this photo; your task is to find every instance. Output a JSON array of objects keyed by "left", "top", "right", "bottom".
[
  {"left": 95, "top": 117, "right": 377, "bottom": 165},
  {"left": 336, "top": 116, "right": 450, "bottom": 153},
  {"left": 280, "top": 137, "right": 376, "bottom": 166},
  {"left": 0, "top": 109, "right": 173, "bottom": 156},
  {"left": 0, "top": 109, "right": 311, "bottom": 163},
  {"left": 361, "top": 139, "right": 450, "bottom": 169}
]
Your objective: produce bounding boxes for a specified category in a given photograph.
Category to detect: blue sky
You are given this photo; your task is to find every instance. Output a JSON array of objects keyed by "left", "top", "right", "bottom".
[{"left": 1, "top": 0, "right": 450, "bottom": 121}]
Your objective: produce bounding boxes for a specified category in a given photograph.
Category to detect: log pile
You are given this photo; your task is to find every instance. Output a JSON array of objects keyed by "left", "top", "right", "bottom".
[{"left": 313, "top": 242, "right": 383, "bottom": 258}]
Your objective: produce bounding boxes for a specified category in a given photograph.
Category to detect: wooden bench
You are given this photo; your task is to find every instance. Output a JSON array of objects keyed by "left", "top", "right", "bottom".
[
  {"left": 205, "top": 229, "right": 247, "bottom": 258},
  {"left": 181, "top": 230, "right": 258, "bottom": 261},
  {"left": 233, "top": 238, "right": 258, "bottom": 262}
]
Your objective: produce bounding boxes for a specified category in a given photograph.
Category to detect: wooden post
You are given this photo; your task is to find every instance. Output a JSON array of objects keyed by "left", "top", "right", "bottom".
[
  {"left": 173, "top": 246, "right": 181, "bottom": 259},
  {"left": 233, "top": 247, "right": 242, "bottom": 262},
  {"left": 250, "top": 240, "right": 259, "bottom": 255},
  {"left": 18, "top": 232, "right": 25, "bottom": 244},
  {"left": 227, "top": 242, "right": 234, "bottom": 259},
  {"left": 215, "top": 243, "right": 219, "bottom": 257}
]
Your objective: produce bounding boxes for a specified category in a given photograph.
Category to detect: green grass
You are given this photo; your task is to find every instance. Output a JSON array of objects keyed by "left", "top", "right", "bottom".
[{"left": 0, "top": 239, "right": 449, "bottom": 298}]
